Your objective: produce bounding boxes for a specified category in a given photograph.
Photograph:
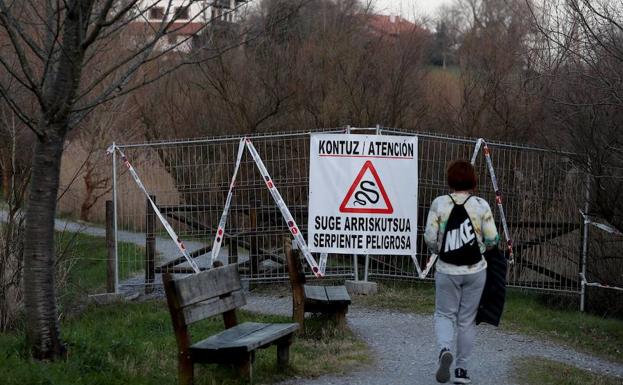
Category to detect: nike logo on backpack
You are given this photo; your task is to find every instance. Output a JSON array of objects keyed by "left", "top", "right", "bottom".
[{"left": 443, "top": 218, "right": 476, "bottom": 252}]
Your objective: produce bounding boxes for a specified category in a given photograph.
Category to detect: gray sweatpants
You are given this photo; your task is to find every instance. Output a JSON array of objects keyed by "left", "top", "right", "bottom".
[{"left": 434, "top": 270, "right": 486, "bottom": 370}]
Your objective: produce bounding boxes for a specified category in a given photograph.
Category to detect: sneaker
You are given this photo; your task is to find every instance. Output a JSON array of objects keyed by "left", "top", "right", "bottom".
[
  {"left": 435, "top": 348, "right": 453, "bottom": 383},
  {"left": 454, "top": 368, "right": 472, "bottom": 384}
]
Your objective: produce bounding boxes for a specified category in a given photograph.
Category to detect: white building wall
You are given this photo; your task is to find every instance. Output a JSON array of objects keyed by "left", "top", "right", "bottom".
[
  {"left": 136, "top": 0, "right": 240, "bottom": 24},
  {"left": 132, "top": 1, "right": 244, "bottom": 52}
]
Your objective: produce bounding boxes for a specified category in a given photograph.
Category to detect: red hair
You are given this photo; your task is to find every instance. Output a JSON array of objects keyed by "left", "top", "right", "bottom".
[{"left": 447, "top": 160, "right": 477, "bottom": 191}]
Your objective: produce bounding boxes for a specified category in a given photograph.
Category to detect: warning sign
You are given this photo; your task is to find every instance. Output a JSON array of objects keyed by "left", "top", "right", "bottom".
[
  {"left": 339, "top": 160, "right": 393, "bottom": 214},
  {"left": 308, "top": 133, "right": 418, "bottom": 255}
]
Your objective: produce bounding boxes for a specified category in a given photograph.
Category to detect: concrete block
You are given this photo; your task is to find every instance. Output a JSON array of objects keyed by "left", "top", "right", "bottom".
[{"left": 345, "top": 280, "right": 378, "bottom": 295}]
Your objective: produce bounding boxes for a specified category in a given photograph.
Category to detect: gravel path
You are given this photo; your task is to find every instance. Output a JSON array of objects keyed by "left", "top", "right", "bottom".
[
  {"left": 50, "top": 216, "right": 207, "bottom": 263},
  {"left": 0, "top": 210, "right": 209, "bottom": 294},
  {"left": 0, "top": 211, "right": 206, "bottom": 261},
  {"left": 243, "top": 295, "right": 623, "bottom": 385}
]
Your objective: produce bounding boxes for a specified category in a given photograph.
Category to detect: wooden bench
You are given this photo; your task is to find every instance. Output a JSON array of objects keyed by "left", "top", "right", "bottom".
[
  {"left": 163, "top": 264, "right": 299, "bottom": 385},
  {"left": 303, "top": 284, "right": 351, "bottom": 327},
  {"left": 284, "top": 241, "right": 352, "bottom": 329}
]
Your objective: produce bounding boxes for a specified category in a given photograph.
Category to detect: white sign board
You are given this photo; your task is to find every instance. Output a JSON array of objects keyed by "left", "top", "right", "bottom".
[{"left": 308, "top": 133, "right": 418, "bottom": 255}]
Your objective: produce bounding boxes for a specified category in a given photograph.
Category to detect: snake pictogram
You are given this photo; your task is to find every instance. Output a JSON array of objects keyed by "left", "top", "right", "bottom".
[{"left": 353, "top": 180, "right": 380, "bottom": 206}]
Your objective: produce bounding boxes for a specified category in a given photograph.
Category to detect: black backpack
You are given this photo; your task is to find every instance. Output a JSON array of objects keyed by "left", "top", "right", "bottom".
[{"left": 438, "top": 194, "right": 482, "bottom": 266}]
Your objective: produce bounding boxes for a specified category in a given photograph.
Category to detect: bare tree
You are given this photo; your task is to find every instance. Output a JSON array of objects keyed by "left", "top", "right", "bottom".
[
  {"left": 527, "top": 0, "right": 623, "bottom": 231},
  {"left": 0, "top": 0, "right": 252, "bottom": 359},
  {"left": 0, "top": 105, "right": 30, "bottom": 332},
  {"left": 71, "top": 97, "right": 138, "bottom": 221},
  {"left": 443, "top": 0, "right": 543, "bottom": 140}
]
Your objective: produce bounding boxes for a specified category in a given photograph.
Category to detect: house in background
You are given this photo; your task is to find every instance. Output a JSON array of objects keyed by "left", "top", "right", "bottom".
[
  {"left": 366, "top": 14, "right": 420, "bottom": 37},
  {"left": 129, "top": 0, "right": 249, "bottom": 52}
]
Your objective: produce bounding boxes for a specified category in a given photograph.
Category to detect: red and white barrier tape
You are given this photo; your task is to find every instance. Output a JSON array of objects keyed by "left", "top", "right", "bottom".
[
  {"left": 208, "top": 138, "right": 246, "bottom": 266},
  {"left": 578, "top": 212, "right": 623, "bottom": 292},
  {"left": 580, "top": 273, "right": 623, "bottom": 292},
  {"left": 415, "top": 253, "right": 438, "bottom": 279},
  {"left": 580, "top": 211, "right": 623, "bottom": 236},
  {"left": 245, "top": 139, "right": 323, "bottom": 277},
  {"left": 108, "top": 145, "right": 201, "bottom": 274},
  {"left": 471, "top": 138, "right": 514, "bottom": 263},
  {"left": 204, "top": 137, "right": 323, "bottom": 276}
]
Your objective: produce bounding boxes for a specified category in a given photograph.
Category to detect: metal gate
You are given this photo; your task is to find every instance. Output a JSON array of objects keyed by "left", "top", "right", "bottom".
[{"left": 110, "top": 128, "right": 586, "bottom": 294}]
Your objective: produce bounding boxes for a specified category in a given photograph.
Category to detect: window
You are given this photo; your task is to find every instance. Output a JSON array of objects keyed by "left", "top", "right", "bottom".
[
  {"left": 175, "top": 7, "right": 189, "bottom": 20},
  {"left": 149, "top": 6, "right": 165, "bottom": 20}
]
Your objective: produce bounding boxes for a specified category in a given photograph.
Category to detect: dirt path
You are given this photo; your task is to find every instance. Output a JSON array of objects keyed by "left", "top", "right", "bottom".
[{"left": 244, "top": 295, "right": 623, "bottom": 385}]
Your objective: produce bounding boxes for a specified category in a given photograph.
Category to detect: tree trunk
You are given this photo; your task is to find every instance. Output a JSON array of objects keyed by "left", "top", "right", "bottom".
[
  {"left": 1, "top": 154, "right": 11, "bottom": 199},
  {"left": 80, "top": 166, "right": 94, "bottom": 221},
  {"left": 23, "top": 130, "right": 67, "bottom": 360},
  {"left": 22, "top": 0, "right": 94, "bottom": 360}
]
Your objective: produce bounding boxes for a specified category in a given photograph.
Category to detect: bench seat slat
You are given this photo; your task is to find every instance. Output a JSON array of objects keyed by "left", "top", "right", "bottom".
[
  {"left": 303, "top": 285, "right": 328, "bottom": 302},
  {"left": 324, "top": 286, "right": 351, "bottom": 304},
  {"left": 183, "top": 290, "right": 247, "bottom": 324},
  {"left": 192, "top": 322, "right": 267, "bottom": 350},
  {"left": 231, "top": 323, "right": 298, "bottom": 351},
  {"left": 190, "top": 322, "right": 299, "bottom": 352}
]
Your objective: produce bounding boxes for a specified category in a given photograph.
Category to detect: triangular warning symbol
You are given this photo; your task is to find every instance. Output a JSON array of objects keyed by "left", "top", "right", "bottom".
[{"left": 339, "top": 160, "right": 394, "bottom": 214}]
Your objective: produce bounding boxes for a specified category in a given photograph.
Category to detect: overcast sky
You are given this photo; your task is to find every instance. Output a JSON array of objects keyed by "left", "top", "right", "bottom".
[{"left": 373, "top": 0, "right": 453, "bottom": 20}]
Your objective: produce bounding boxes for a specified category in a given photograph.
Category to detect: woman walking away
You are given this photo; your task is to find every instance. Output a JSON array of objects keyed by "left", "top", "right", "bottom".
[{"left": 424, "top": 160, "right": 499, "bottom": 384}]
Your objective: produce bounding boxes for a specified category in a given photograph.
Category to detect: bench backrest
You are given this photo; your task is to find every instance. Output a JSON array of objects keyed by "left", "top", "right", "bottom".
[{"left": 163, "top": 264, "right": 247, "bottom": 326}]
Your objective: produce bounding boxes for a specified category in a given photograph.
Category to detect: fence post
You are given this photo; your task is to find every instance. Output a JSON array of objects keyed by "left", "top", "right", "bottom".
[
  {"left": 249, "top": 199, "right": 260, "bottom": 277},
  {"left": 229, "top": 236, "right": 239, "bottom": 265},
  {"left": 580, "top": 167, "right": 591, "bottom": 312},
  {"left": 228, "top": 208, "right": 238, "bottom": 266},
  {"left": 106, "top": 200, "right": 115, "bottom": 293},
  {"left": 145, "top": 195, "right": 156, "bottom": 294},
  {"left": 111, "top": 143, "right": 119, "bottom": 293}
]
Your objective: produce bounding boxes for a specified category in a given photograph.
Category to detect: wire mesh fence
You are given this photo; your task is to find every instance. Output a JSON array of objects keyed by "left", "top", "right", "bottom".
[
  {"left": 581, "top": 217, "right": 623, "bottom": 313},
  {"left": 111, "top": 128, "right": 587, "bottom": 294}
]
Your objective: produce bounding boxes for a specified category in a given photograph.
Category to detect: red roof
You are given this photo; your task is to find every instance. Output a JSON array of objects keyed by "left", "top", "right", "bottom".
[{"left": 367, "top": 14, "right": 418, "bottom": 36}]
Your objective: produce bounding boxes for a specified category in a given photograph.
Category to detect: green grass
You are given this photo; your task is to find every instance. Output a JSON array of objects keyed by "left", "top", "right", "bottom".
[
  {"left": 354, "top": 282, "right": 623, "bottom": 363},
  {"left": 512, "top": 357, "right": 623, "bottom": 385},
  {"left": 0, "top": 301, "right": 370, "bottom": 385},
  {"left": 2, "top": 231, "right": 369, "bottom": 384},
  {"left": 502, "top": 291, "right": 623, "bottom": 363},
  {"left": 55, "top": 231, "right": 143, "bottom": 305},
  {"left": 354, "top": 281, "right": 435, "bottom": 313}
]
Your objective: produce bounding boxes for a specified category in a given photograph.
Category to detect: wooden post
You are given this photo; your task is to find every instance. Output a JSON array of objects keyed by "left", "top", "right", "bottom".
[
  {"left": 239, "top": 351, "right": 255, "bottom": 385},
  {"left": 228, "top": 237, "right": 238, "bottom": 265},
  {"left": 229, "top": 209, "right": 238, "bottom": 265},
  {"left": 335, "top": 308, "right": 347, "bottom": 330},
  {"left": 106, "top": 200, "right": 115, "bottom": 293},
  {"left": 249, "top": 200, "right": 260, "bottom": 277},
  {"left": 276, "top": 335, "right": 292, "bottom": 369},
  {"left": 163, "top": 273, "right": 194, "bottom": 385},
  {"left": 222, "top": 310, "right": 238, "bottom": 330},
  {"left": 145, "top": 195, "right": 156, "bottom": 294},
  {"left": 285, "top": 239, "right": 305, "bottom": 330}
]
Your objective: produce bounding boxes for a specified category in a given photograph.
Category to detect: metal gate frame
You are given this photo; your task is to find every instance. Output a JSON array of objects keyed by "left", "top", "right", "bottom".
[{"left": 109, "top": 127, "right": 588, "bottom": 297}]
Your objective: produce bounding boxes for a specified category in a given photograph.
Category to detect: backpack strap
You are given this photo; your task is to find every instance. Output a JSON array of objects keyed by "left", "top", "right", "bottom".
[
  {"left": 448, "top": 194, "right": 456, "bottom": 204},
  {"left": 448, "top": 194, "right": 473, "bottom": 206}
]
